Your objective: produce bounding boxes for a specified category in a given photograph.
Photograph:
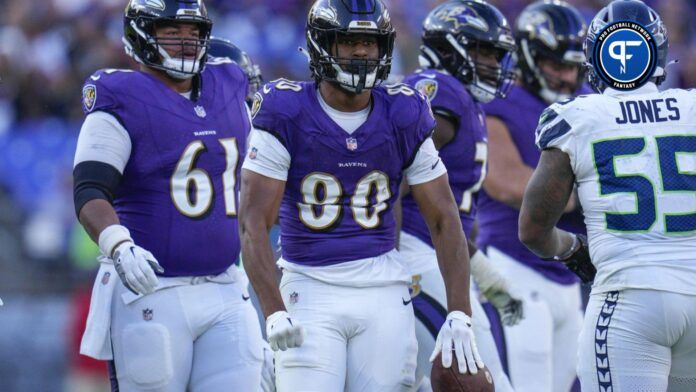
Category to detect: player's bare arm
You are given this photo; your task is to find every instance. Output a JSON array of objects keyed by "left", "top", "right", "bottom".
[
  {"left": 518, "top": 148, "right": 576, "bottom": 258},
  {"left": 411, "top": 174, "right": 471, "bottom": 315},
  {"left": 431, "top": 113, "right": 457, "bottom": 150},
  {"left": 78, "top": 199, "right": 120, "bottom": 244},
  {"left": 483, "top": 116, "right": 534, "bottom": 209},
  {"left": 239, "top": 169, "right": 286, "bottom": 318}
]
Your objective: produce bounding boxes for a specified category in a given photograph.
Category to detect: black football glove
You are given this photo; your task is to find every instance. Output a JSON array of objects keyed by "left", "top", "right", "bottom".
[{"left": 546, "top": 234, "right": 596, "bottom": 283}]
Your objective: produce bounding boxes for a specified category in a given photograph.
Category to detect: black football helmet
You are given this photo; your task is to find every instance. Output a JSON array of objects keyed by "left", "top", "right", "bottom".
[
  {"left": 306, "top": 0, "right": 395, "bottom": 94},
  {"left": 420, "top": 0, "right": 517, "bottom": 103},
  {"left": 515, "top": 0, "right": 587, "bottom": 103},
  {"left": 209, "top": 37, "right": 263, "bottom": 104},
  {"left": 123, "top": 0, "right": 213, "bottom": 80},
  {"left": 585, "top": 0, "right": 668, "bottom": 93}
]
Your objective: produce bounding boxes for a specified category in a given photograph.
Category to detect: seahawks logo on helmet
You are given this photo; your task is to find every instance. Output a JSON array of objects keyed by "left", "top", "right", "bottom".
[
  {"left": 415, "top": 79, "right": 439, "bottom": 102},
  {"left": 436, "top": 5, "right": 489, "bottom": 32},
  {"left": 518, "top": 11, "right": 557, "bottom": 49}
]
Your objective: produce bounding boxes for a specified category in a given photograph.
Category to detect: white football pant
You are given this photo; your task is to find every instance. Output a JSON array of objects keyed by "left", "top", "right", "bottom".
[
  {"left": 275, "top": 271, "right": 418, "bottom": 392},
  {"left": 486, "top": 247, "right": 583, "bottom": 392},
  {"left": 109, "top": 279, "right": 264, "bottom": 391},
  {"left": 578, "top": 289, "right": 696, "bottom": 392}
]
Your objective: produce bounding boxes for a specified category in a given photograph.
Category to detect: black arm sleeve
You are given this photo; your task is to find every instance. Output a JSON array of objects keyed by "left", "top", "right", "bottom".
[{"left": 73, "top": 161, "right": 123, "bottom": 218}]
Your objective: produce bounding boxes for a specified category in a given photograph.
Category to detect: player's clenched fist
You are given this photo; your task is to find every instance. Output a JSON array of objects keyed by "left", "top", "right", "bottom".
[
  {"left": 266, "top": 311, "right": 304, "bottom": 351},
  {"left": 430, "top": 311, "right": 484, "bottom": 374}
]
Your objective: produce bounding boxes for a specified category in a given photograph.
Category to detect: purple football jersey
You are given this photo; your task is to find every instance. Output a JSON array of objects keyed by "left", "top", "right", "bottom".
[
  {"left": 400, "top": 70, "right": 487, "bottom": 245},
  {"left": 81, "top": 61, "right": 250, "bottom": 277},
  {"left": 252, "top": 80, "right": 435, "bottom": 266},
  {"left": 477, "top": 85, "right": 586, "bottom": 284}
]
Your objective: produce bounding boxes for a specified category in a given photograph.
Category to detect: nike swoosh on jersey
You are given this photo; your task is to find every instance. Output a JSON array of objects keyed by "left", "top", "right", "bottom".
[
  {"left": 242, "top": 294, "right": 250, "bottom": 301},
  {"left": 431, "top": 159, "right": 440, "bottom": 170},
  {"left": 263, "top": 85, "right": 272, "bottom": 94},
  {"left": 90, "top": 75, "right": 101, "bottom": 81},
  {"left": 402, "top": 297, "right": 413, "bottom": 306}
]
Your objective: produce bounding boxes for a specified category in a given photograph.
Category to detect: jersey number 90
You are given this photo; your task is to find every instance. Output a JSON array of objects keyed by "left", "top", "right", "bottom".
[{"left": 298, "top": 171, "right": 391, "bottom": 231}]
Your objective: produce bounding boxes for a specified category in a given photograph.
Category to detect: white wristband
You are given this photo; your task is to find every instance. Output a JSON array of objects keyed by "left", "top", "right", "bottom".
[
  {"left": 98, "top": 224, "right": 133, "bottom": 258},
  {"left": 470, "top": 250, "right": 505, "bottom": 293}
]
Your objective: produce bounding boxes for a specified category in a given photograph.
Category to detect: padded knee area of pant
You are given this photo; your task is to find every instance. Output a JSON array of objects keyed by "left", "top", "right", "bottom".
[{"left": 121, "top": 323, "right": 173, "bottom": 388}]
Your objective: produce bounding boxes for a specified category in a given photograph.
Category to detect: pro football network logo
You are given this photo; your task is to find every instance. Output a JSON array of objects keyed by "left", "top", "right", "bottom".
[{"left": 592, "top": 21, "right": 657, "bottom": 90}]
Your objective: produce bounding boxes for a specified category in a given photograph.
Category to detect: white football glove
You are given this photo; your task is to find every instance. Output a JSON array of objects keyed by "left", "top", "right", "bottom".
[
  {"left": 430, "top": 311, "right": 484, "bottom": 374},
  {"left": 266, "top": 310, "right": 304, "bottom": 351},
  {"left": 99, "top": 225, "right": 163, "bottom": 295},
  {"left": 470, "top": 250, "right": 524, "bottom": 326},
  {"left": 260, "top": 340, "right": 276, "bottom": 392},
  {"left": 0, "top": 297, "right": 3, "bottom": 306},
  {"left": 113, "top": 242, "right": 164, "bottom": 295}
]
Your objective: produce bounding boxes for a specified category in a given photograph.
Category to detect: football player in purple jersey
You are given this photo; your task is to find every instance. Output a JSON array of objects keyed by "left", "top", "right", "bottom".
[
  {"left": 73, "top": 1, "right": 266, "bottom": 390},
  {"left": 239, "top": 0, "right": 485, "bottom": 390},
  {"left": 399, "top": 1, "right": 523, "bottom": 391},
  {"left": 477, "top": 1, "right": 589, "bottom": 391}
]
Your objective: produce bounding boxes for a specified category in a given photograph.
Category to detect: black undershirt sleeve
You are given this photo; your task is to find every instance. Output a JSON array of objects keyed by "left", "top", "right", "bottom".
[{"left": 73, "top": 161, "right": 122, "bottom": 218}]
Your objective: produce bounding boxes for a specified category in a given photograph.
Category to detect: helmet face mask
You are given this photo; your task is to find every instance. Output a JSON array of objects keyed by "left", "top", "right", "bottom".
[
  {"left": 306, "top": 0, "right": 395, "bottom": 94},
  {"left": 515, "top": 0, "right": 587, "bottom": 104},
  {"left": 532, "top": 54, "right": 586, "bottom": 103},
  {"left": 124, "top": 0, "right": 213, "bottom": 80},
  {"left": 420, "top": 0, "right": 517, "bottom": 103}
]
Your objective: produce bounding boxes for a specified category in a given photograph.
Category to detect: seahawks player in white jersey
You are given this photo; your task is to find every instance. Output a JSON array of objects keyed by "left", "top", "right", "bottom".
[{"left": 520, "top": 1, "right": 696, "bottom": 391}]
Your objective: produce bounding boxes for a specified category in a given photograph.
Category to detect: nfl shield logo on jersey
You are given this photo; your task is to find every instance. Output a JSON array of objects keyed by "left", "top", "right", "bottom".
[
  {"left": 194, "top": 105, "right": 207, "bottom": 118},
  {"left": 142, "top": 308, "right": 153, "bottom": 321},
  {"left": 346, "top": 137, "right": 358, "bottom": 151},
  {"left": 101, "top": 272, "right": 111, "bottom": 285}
]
